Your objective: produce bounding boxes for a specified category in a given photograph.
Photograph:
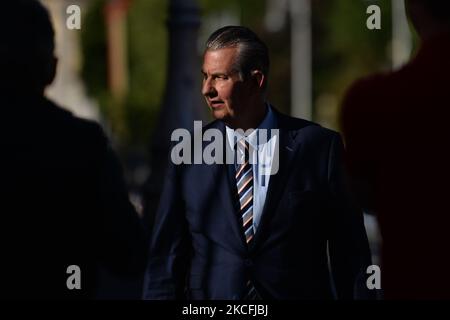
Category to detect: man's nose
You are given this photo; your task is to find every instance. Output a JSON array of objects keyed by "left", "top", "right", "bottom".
[{"left": 202, "top": 78, "right": 216, "bottom": 97}]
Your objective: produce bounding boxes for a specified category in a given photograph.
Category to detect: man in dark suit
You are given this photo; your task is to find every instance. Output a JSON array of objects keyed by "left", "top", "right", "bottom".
[
  {"left": 144, "top": 26, "right": 372, "bottom": 300},
  {"left": 340, "top": 0, "right": 450, "bottom": 299},
  {"left": 0, "top": 0, "right": 147, "bottom": 299}
]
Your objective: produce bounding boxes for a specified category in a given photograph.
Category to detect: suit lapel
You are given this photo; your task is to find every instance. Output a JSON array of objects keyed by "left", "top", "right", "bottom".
[
  {"left": 207, "top": 121, "right": 248, "bottom": 250},
  {"left": 250, "top": 113, "right": 301, "bottom": 251},
  {"left": 225, "top": 162, "right": 248, "bottom": 246}
]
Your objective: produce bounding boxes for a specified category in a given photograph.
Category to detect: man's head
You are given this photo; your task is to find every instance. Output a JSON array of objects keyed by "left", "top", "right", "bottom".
[
  {"left": 201, "top": 26, "right": 269, "bottom": 129},
  {"left": 0, "top": 0, "right": 56, "bottom": 96},
  {"left": 406, "top": 0, "right": 450, "bottom": 38}
]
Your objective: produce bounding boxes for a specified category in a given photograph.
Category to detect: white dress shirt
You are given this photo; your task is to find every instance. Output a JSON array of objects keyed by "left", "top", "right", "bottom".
[{"left": 225, "top": 104, "right": 278, "bottom": 232}]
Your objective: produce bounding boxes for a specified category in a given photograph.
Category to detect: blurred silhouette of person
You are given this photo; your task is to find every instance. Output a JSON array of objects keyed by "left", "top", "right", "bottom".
[
  {"left": 341, "top": 0, "right": 450, "bottom": 299},
  {"left": 0, "top": 0, "right": 147, "bottom": 299},
  {"left": 144, "top": 26, "right": 372, "bottom": 300}
]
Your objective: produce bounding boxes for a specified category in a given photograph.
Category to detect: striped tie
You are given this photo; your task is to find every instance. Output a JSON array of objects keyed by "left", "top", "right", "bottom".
[
  {"left": 235, "top": 139, "right": 260, "bottom": 300},
  {"left": 236, "top": 139, "right": 254, "bottom": 244}
]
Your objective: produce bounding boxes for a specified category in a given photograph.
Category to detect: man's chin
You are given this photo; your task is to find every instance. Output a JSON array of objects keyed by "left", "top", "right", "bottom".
[{"left": 210, "top": 108, "right": 227, "bottom": 120}]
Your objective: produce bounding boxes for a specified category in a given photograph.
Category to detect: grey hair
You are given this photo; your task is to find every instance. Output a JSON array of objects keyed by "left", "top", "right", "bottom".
[{"left": 205, "top": 26, "right": 270, "bottom": 91}]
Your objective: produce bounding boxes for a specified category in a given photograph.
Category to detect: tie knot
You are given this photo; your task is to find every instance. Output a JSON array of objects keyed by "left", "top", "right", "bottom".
[
  {"left": 237, "top": 138, "right": 248, "bottom": 150},
  {"left": 236, "top": 139, "right": 250, "bottom": 164}
]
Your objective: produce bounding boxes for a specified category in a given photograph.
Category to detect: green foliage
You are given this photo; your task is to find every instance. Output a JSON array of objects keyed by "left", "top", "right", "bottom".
[
  {"left": 313, "top": 0, "right": 392, "bottom": 129},
  {"left": 81, "top": 0, "right": 167, "bottom": 148},
  {"left": 80, "top": 0, "right": 108, "bottom": 114},
  {"left": 314, "top": 0, "right": 391, "bottom": 94},
  {"left": 126, "top": 0, "right": 167, "bottom": 147}
]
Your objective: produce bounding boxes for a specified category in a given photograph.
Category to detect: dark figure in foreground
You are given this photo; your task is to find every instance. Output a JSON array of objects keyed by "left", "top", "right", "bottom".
[
  {"left": 0, "top": 0, "right": 147, "bottom": 299},
  {"left": 341, "top": 0, "right": 450, "bottom": 299},
  {"left": 144, "top": 26, "right": 372, "bottom": 300}
]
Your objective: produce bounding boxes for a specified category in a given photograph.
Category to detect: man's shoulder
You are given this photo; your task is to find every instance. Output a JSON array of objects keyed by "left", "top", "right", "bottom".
[
  {"left": 340, "top": 72, "right": 394, "bottom": 127},
  {"left": 44, "top": 98, "right": 107, "bottom": 144},
  {"left": 342, "top": 64, "right": 417, "bottom": 104},
  {"left": 276, "top": 111, "right": 317, "bottom": 130},
  {"left": 345, "top": 72, "right": 390, "bottom": 101},
  {"left": 199, "top": 112, "right": 339, "bottom": 140},
  {"left": 275, "top": 110, "right": 339, "bottom": 140},
  {"left": 201, "top": 119, "right": 223, "bottom": 131}
]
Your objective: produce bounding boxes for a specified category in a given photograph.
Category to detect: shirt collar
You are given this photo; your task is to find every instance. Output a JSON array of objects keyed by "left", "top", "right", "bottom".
[{"left": 225, "top": 103, "right": 276, "bottom": 151}]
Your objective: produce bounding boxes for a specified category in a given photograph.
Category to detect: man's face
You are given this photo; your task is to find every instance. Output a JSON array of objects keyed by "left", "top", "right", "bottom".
[{"left": 201, "top": 47, "right": 252, "bottom": 124}]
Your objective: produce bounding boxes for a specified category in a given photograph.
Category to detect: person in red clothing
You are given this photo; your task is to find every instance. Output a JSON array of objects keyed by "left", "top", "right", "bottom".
[{"left": 340, "top": 0, "right": 450, "bottom": 299}]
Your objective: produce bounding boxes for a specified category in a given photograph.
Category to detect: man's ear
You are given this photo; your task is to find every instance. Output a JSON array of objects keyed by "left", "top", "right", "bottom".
[{"left": 251, "top": 70, "right": 265, "bottom": 90}]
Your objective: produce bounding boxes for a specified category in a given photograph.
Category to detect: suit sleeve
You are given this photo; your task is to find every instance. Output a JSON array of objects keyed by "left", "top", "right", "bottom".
[
  {"left": 143, "top": 160, "right": 190, "bottom": 300},
  {"left": 326, "top": 132, "right": 374, "bottom": 299}
]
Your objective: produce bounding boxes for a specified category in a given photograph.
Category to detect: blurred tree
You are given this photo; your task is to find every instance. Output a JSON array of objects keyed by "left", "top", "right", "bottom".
[
  {"left": 313, "top": 0, "right": 392, "bottom": 129},
  {"left": 81, "top": 0, "right": 167, "bottom": 150},
  {"left": 316, "top": 0, "right": 391, "bottom": 90}
]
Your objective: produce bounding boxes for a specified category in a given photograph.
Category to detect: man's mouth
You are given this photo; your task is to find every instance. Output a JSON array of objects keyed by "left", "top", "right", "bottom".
[{"left": 209, "top": 100, "right": 225, "bottom": 108}]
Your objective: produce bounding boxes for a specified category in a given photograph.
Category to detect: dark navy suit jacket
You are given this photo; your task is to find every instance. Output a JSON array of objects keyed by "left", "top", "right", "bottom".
[{"left": 144, "top": 109, "right": 371, "bottom": 300}]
